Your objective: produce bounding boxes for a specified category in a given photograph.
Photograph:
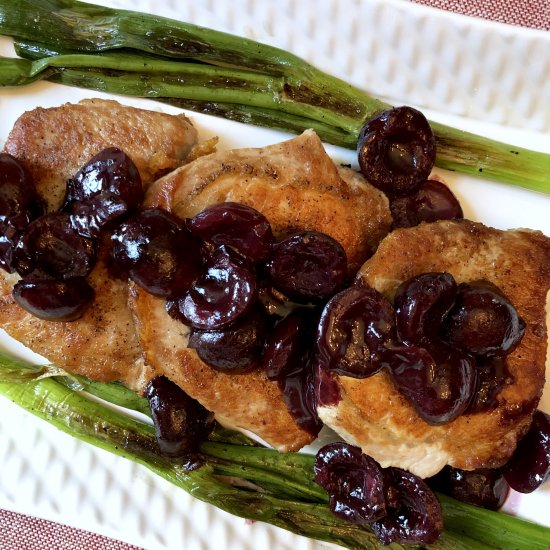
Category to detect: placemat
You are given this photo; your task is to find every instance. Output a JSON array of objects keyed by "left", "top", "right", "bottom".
[
  {"left": 410, "top": 0, "right": 550, "bottom": 31},
  {"left": 0, "top": 509, "right": 144, "bottom": 550}
]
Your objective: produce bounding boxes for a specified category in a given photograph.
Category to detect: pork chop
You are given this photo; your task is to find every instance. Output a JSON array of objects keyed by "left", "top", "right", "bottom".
[
  {"left": 318, "top": 219, "right": 550, "bottom": 477},
  {"left": 0, "top": 99, "right": 198, "bottom": 388},
  {"left": 4, "top": 98, "right": 198, "bottom": 212},
  {"left": 130, "top": 130, "right": 392, "bottom": 451},
  {"left": 144, "top": 129, "right": 391, "bottom": 271}
]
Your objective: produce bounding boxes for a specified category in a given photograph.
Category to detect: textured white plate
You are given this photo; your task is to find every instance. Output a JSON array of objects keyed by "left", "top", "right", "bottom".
[{"left": 0, "top": 1, "right": 550, "bottom": 548}]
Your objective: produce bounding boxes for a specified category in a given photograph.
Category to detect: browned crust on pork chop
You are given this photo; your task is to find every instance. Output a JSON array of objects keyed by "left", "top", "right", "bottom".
[
  {"left": 0, "top": 100, "right": 198, "bottom": 388},
  {"left": 0, "top": 249, "right": 152, "bottom": 388},
  {"left": 4, "top": 99, "right": 197, "bottom": 211},
  {"left": 318, "top": 219, "right": 550, "bottom": 477},
  {"left": 130, "top": 130, "right": 392, "bottom": 450},
  {"left": 144, "top": 129, "right": 391, "bottom": 271},
  {"left": 129, "top": 284, "right": 311, "bottom": 450}
]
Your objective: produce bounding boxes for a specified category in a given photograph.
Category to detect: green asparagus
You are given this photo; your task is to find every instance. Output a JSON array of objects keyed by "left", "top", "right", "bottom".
[
  {"left": 0, "top": 352, "right": 549, "bottom": 549},
  {"left": 0, "top": 0, "right": 548, "bottom": 193}
]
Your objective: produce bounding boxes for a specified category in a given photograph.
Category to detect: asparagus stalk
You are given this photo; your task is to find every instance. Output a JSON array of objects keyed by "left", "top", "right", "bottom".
[
  {"left": 1, "top": 351, "right": 548, "bottom": 549},
  {"left": 438, "top": 494, "right": 550, "bottom": 550},
  {"left": 0, "top": 54, "right": 363, "bottom": 148},
  {"left": 0, "top": 0, "right": 376, "bottom": 121},
  {"left": 0, "top": 0, "right": 548, "bottom": 193},
  {"left": 0, "top": 353, "right": 465, "bottom": 550}
]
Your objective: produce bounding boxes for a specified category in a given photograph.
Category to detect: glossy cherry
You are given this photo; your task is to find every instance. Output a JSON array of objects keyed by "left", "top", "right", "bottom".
[
  {"left": 501, "top": 410, "right": 550, "bottom": 493},
  {"left": 443, "top": 280, "right": 525, "bottom": 357},
  {"left": 358, "top": 106, "right": 436, "bottom": 195},
  {"left": 383, "top": 344, "right": 476, "bottom": 424},
  {"left": 314, "top": 443, "right": 387, "bottom": 523},
  {"left": 264, "top": 310, "right": 315, "bottom": 380},
  {"left": 390, "top": 179, "right": 463, "bottom": 228},
  {"left": 188, "top": 307, "right": 268, "bottom": 373},
  {"left": 64, "top": 147, "right": 143, "bottom": 236},
  {"left": 110, "top": 207, "right": 202, "bottom": 298},
  {"left": 316, "top": 283, "right": 395, "bottom": 377},
  {"left": 394, "top": 272, "right": 457, "bottom": 347},
  {"left": 12, "top": 276, "right": 95, "bottom": 321},
  {"left": 186, "top": 202, "right": 274, "bottom": 262},
  {"left": 372, "top": 467, "right": 443, "bottom": 545},
  {"left": 13, "top": 212, "right": 97, "bottom": 279},
  {"left": 427, "top": 466, "right": 509, "bottom": 510},
  {"left": 65, "top": 147, "right": 142, "bottom": 207},
  {"left": 70, "top": 194, "right": 129, "bottom": 239},
  {"left": 265, "top": 310, "right": 322, "bottom": 436},
  {"left": 145, "top": 375, "right": 214, "bottom": 457},
  {"left": 0, "top": 153, "right": 44, "bottom": 272},
  {"left": 0, "top": 154, "right": 41, "bottom": 227},
  {"left": 181, "top": 246, "right": 257, "bottom": 330},
  {"left": 278, "top": 355, "right": 322, "bottom": 437},
  {"left": 267, "top": 231, "right": 347, "bottom": 302}
]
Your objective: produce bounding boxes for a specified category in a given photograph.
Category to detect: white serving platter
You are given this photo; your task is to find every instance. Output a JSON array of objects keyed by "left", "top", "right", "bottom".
[{"left": 0, "top": 1, "right": 549, "bottom": 548}]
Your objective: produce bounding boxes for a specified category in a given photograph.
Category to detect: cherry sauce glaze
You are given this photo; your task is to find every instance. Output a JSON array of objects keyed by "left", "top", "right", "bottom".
[
  {"left": 427, "top": 466, "right": 509, "bottom": 510},
  {"left": 315, "top": 442, "right": 443, "bottom": 544},
  {"left": 0, "top": 107, "right": 548, "bottom": 545},
  {"left": 0, "top": 153, "right": 43, "bottom": 272},
  {"left": 145, "top": 375, "right": 214, "bottom": 465},
  {"left": 0, "top": 148, "right": 143, "bottom": 320}
]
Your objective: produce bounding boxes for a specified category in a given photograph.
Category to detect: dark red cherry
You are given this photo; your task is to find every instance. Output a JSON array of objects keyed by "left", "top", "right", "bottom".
[
  {"left": 443, "top": 281, "right": 525, "bottom": 357},
  {"left": 358, "top": 106, "right": 436, "bottom": 195},
  {"left": 181, "top": 246, "right": 257, "bottom": 330},
  {"left": 390, "top": 179, "right": 463, "bottom": 228},
  {"left": 268, "top": 231, "right": 347, "bottom": 302},
  {"left": 64, "top": 147, "right": 143, "bottom": 236},
  {"left": 383, "top": 345, "right": 476, "bottom": 424},
  {"left": 316, "top": 283, "right": 395, "bottom": 377},
  {"left": 110, "top": 207, "right": 202, "bottom": 298},
  {"left": 372, "top": 467, "right": 443, "bottom": 545},
  {"left": 12, "top": 276, "right": 95, "bottom": 321},
  {"left": 313, "top": 354, "right": 342, "bottom": 408},
  {"left": 314, "top": 443, "right": 387, "bottom": 523},
  {"left": 502, "top": 410, "right": 550, "bottom": 493},
  {"left": 69, "top": 194, "right": 128, "bottom": 238},
  {"left": 427, "top": 466, "right": 509, "bottom": 510},
  {"left": 278, "top": 355, "right": 322, "bottom": 437},
  {"left": 13, "top": 212, "right": 97, "bottom": 279},
  {"left": 467, "top": 356, "right": 511, "bottom": 413},
  {"left": 188, "top": 307, "right": 268, "bottom": 373},
  {"left": 0, "top": 153, "right": 41, "bottom": 227},
  {"left": 394, "top": 272, "right": 457, "bottom": 347},
  {"left": 145, "top": 375, "right": 214, "bottom": 457},
  {"left": 264, "top": 310, "right": 315, "bottom": 380},
  {"left": 65, "top": 147, "right": 142, "bottom": 207},
  {"left": 0, "top": 153, "right": 44, "bottom": 272},
  {"left": 266, "top": 310, "right": 322, "bottom": 436},
  {"left": 186, "top": 202, "right": 274, "bottom": 262}
]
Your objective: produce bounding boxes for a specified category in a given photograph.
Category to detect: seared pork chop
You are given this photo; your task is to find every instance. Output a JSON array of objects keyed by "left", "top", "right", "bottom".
[
  {"left": 0, "top": 100, "right": 198, "bottom": 388},
  {"left": 144, "top": 129, "right": 391, "bottom": 271},
  {"left": 318, "top": 219, "right": 550, "bottom": 477},
  {"left": 130, "top": 130, "right": 392, "bottom": 451},
  {"left": 4, "top": 99, "right": 197, "bottom": 212}
]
